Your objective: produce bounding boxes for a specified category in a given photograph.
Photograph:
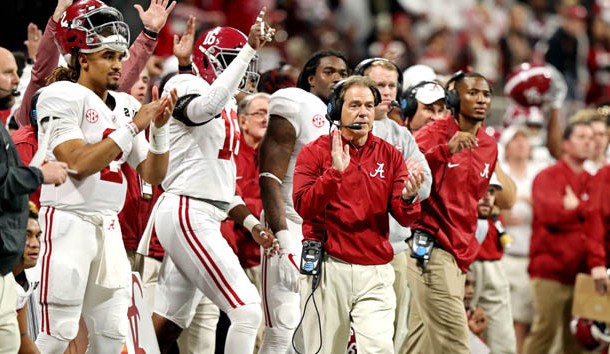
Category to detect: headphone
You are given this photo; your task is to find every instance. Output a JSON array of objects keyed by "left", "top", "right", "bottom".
[
  {"left": 326, "top": 78, "right": 382, "bottom": 122},
  {"left": 444, "top": 71, "right": 465, "bottom": 115},
  {"left": 353, "top": 58, "right": 405, "bottom": 107},
  {"left": 402, "top": 80, "right": 443, "bottom": 118}
]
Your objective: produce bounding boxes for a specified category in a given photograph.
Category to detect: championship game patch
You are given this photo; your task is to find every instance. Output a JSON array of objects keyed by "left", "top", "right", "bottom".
[
  {"left": 312, "top": 114, "right": 325, "bottom": 128},
  {"left": 85, "top": 109, "right": 99, "bottom": 124}
]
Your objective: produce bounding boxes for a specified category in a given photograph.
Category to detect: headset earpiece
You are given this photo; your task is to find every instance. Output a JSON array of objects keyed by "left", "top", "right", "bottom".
[
  {"left": 327, "top": 80, "right": 345, "bottom": 122},
  {"left": 354, "top": 58, "right": 403, "bottom": 100},
  {"left": 402, "top": 80, "right": 441, "bottom": 118},
  {"left": 445, "top": 71, "right": 466, "bottom": 115}
]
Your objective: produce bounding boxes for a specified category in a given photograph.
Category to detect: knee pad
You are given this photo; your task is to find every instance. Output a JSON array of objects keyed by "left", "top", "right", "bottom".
[
  {"left": 227, "top": 303, "right": 262, "bottom": 332},
  {"left": 260, "top": 327, "right": 294, "bottom": 353},
  {"left": 43, "top": 304, "right": 81, "bottom": 341}
]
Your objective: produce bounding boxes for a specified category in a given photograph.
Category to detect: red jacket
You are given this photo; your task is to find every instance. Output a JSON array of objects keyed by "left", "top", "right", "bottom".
[
  {"left": 293, "top": 132, "right": 420, "bottom": 265},
  {"left": 529, "top": 160, "right": 605, "bottom": 285},
  {"left": 220, "top": 135, "right": 262, "bottom": 269},
  {"left": 413, "top": 116, "right": 498, "bottom": 272},
  {"left": 476, "top": 219, "right": 504, "bottom": 261},
  {"left": 11, "top": 126, "right": 40, "bottom": 208},
  {"left": 592, "top": 165, "right": 610, "bottom": 266}
]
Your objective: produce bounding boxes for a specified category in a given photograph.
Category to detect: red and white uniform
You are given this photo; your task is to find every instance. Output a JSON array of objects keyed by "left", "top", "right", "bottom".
[
  {"left": 34, "top": 81, "right": 147, "bottom": 351},
  {"left": 149, "top": 73, "right": 259, "bottom": 348},
  {"left": 261, "top": 87, "right": 329, "bottom": 333}
]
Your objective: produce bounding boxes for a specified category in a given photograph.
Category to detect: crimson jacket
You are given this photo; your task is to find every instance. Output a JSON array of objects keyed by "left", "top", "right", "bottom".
[
  {"left": 592, "top": 165, "right": 610, "bottom": 266},
  {"left": 293, "top": 132, "right": 420, "bottom": 265},
  {"left": 413, "top": 116, "right": 498, "bottom": 272},
  {"left": 475, "top": 219, "right": 503, "bottom": 261},
  {"left": 221, "top": 134, "right": 262, "bottom": 269},
  {"left": 529, "top": 160, "right": 605, "bottom": 285}
]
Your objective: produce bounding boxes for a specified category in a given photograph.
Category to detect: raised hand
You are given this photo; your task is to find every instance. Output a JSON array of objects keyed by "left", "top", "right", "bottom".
[
  {"left": 331, "top": 130, "right": 350, "bottom": 172},
  {"left": 173, "top": 16, "right": 196, "bottom": 66},
  {"left": 402, "top": 157, "right": 424, "bottom": 201},
  {"left": 135, "top": 0, "right": 177, "bottom": 33},
  {"left": 152, "top": 87, "right": 177, "bottom": 128},
  {"left": 53, "top": 0, "right": 73, "bottom": 21},
  {"left": 24, "top": 23, "right": 43, "bottom": 61},
  {"left": 563, "top": 185, "right": 579, "bottom": 210},
  {"left": 247, "top": 7, "right": 276, "bottom": 50}
]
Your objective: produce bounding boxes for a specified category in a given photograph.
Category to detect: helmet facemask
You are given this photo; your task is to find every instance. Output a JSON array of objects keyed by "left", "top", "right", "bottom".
[
  {"left": 74, "top": 7, "right": 130, "bottom": 56},
  {"left": 196, "top": 46, "right": 260, "bottom": 94}
]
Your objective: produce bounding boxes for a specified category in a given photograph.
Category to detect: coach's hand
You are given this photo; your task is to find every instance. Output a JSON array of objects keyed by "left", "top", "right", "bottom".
[
  {"left": 591, "top": 266, "right": 609, "bottom": 295},
  {"left": 331, "top": 130, "right": 350, "bottom": 172},
  {"left": 276, "top": 230, "right": 300, "bottom": 293}
]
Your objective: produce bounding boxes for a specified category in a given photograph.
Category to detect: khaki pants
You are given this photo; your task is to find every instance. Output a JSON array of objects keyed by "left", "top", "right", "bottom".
[
  {"left": 523, "top": 278, "right": 583, "bottom": 354},
  {"left": 299, "top": 256, "right": 396, "bottom": 354},
  {"left": 391, "top": 251, "right": 411, "bottom": 354},
  {"left": 471, "top": 260, "right": 516, "bottom": 354},
  {"left": 405, "top": 246, "right": 469, "bottom": 354},
  {"left": 0, "top": 273, "right": 18, "bottom": 354}
]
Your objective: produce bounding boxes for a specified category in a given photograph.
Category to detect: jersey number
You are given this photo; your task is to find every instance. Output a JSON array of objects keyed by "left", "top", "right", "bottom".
[
  {"left": 218, "top": 109, "right": 240, "bottom": 160},
  {"left": 100, "top": 128, "right": 124, "bottom": 184}
]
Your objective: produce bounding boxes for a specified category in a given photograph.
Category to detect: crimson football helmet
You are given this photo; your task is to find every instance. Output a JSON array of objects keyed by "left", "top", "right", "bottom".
[
  {"left": 192, "top": 26, "right": 259, "bottom": 93},
  {"left": 571, "top": 317, "right": 610, "bottom": 351},
  {"left": 56, "top": 0, "right": 129, "bottom": 63},
  {"left": 504, "top": 63, "right": 567, "bottom": 109}
]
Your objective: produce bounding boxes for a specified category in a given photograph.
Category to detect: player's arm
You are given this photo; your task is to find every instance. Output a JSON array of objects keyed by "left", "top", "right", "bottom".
[
  {"left": 135, "top": 87, "right": 177, "bottom": 185},
  {"left": 228, "top": 200, "right": 276, "bottom": 250},
  {"left": 17, "top": 305, "right": 39, "bottom": 354},
  {"left": 259, "top": 115, "right": 296, "bottom": 233},
  {"left": 54, "top": 87, "right": 175, "bottom": 181}
]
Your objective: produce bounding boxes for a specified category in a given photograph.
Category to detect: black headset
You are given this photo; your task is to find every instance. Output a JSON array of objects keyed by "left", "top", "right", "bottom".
[
  {"left": 402, "top": 80, "right": 443, "bottom": 118},
  {"left": 326, "top": 78, "right": 382, "bottom": 122},
  {"left": 444, "top": 71, "right": 465, "bottom": 115},
  {"left": 353, "top": 58, "right": 405, "bottom": 106}
]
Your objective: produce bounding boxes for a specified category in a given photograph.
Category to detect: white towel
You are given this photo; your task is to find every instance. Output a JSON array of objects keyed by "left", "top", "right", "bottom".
[
  {"left": 136, "top": 193, "right": 168, "bottom": 257},
  {"left": 94, "top": 215, "right": 131, "bottom": 289}
]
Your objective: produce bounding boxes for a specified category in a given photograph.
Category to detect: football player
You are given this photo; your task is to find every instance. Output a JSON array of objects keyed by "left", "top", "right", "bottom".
[{"left": 34, "top": 1, "right": 176, "bottom": 352}]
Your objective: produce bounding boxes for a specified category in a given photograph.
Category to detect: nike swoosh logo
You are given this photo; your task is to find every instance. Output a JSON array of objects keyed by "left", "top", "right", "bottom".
[{"left": 448, "top": 163, "right": 460, "bottom": 168}]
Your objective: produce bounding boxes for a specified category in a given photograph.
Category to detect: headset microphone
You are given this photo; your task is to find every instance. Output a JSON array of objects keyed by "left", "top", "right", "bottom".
[
  {"left": 338, "top": 123, "right": 362, "bottom": 130},
  {"left": 0, "top": 87, "right": 20, "bottom": 97}
]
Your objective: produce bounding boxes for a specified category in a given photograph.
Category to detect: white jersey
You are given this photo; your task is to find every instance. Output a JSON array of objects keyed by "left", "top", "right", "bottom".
[
  {"left": 15, "top": 268, "right": 40, "bottom": 310},
  {"left": 268, "top": 87, "right": 329, "bottom": 223},
  {"left": 36, "top": 81, "right": 148, "bottom": 214},
  {"left": 161, "top": 74, "right": 240, "bottom": 205}
]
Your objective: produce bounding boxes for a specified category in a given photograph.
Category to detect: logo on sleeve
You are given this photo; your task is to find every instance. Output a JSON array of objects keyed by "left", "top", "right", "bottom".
[
  {"left": 312, "top": 114, "right": 325, "bottom": 128},
  {"left": 369, "top": 162, "right": 385, "bottom": 179},
  {"left": 85, "top": 109, "right": 99, "bottom": 124},
  {"left": 480, "top": 163, "right": 490, "bottom": 178}
]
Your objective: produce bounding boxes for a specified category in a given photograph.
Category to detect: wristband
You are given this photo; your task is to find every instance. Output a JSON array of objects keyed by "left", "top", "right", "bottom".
[
  {"left": 126, "top": 121, "right": 140, "bottom": 137},
  {"left": 259, "top": 172, "right": 283, "bottom": 185},
  {"left": 149, "top": 122, "right": 169, "bottom": 154},
  {"left": 178, "top": 63, "right": 193, "bottom": 73},
  {"left": 108, "top": 126, "right": 135, "bottom": 153},
  {"left": 276, "top": 230, "right": 296, "bottom": 253},
  {"left": 243, "top": 214, "right": 261, "bottom": 234},
  {"left": 143, "top": 27, "right": 158, "bottom": 40}
]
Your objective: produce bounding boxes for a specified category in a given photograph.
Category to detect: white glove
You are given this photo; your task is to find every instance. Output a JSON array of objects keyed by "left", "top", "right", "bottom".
[{"left": 276, "top": 230, "right": 300, "bottom": 293}]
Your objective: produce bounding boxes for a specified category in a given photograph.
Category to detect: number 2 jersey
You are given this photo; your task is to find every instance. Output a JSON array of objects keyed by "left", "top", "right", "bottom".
[
  {"left": 36, "top": 81, "right": 149, "bottom": 214},
  {"left": 161, "top": 74, "right": 240, "bottom": 205}
]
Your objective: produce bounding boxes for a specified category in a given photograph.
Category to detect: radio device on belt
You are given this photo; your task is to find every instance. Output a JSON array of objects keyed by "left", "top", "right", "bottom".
[{"left": 410, "top": 229, "right": 435, "bottom": 272}]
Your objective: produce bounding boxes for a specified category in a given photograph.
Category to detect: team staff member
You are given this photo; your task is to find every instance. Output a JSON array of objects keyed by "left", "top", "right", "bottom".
[
  {"left": 355, "top": 57, "right": 432, "bottom": 353},
  {"left": 258, "top": 50, "right": 349, "bottom": 353},
  {"left": 524, "top": 121, "right": 608, "bottom": 354},
  {"left": 406, "top": 72, "right": 498, "bottom": 354},
  {"left": 471, "top": 174, "right": 517, "bottom": 354},
  {"left": 293, "top": 75, "right": 424, "bottom": 354},
  {"left": 402, "top": 81, "right": 447, "bottom": 133}
]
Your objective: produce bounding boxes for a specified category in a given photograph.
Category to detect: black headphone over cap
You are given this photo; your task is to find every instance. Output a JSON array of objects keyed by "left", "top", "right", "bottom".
[
  {"left": 353, "top": 58, "right": 404, "bottom": 106},
  {"left": 326, "top": 78, "right": 382, "bottom": 122},
  {"left": 402, "top": 80, "right": 443, "bottom": 118}
]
